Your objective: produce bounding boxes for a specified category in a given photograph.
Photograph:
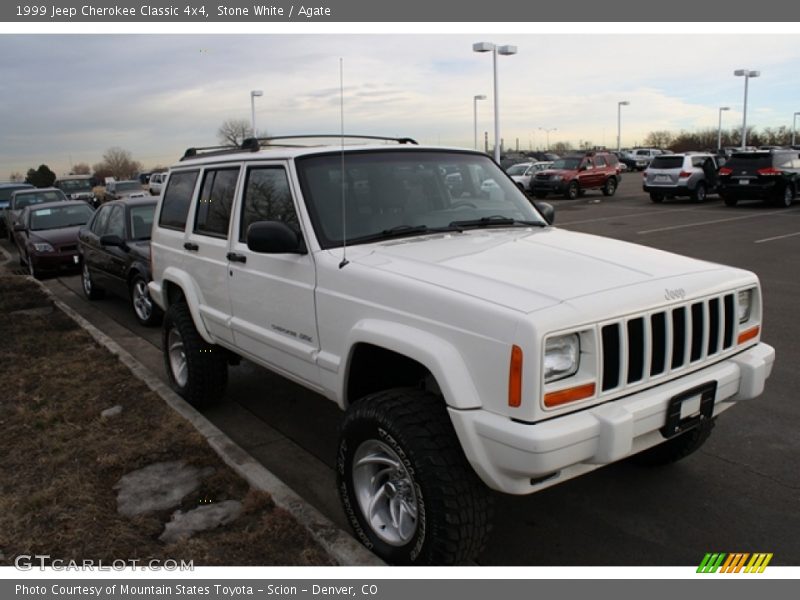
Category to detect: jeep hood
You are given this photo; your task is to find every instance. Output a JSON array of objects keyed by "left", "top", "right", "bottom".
[{"left": 355, "top": 228, "right": 723, "bottom": 313}]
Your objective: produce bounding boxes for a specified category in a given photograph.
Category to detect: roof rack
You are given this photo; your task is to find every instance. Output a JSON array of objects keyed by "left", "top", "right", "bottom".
[{"left": 181, "top": 135, "right": 418, "bottom": 161}]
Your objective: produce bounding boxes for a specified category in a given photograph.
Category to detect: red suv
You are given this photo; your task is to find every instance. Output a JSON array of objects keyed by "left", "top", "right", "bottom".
[{"left": 531, "top": 151, "right": 620, "bottom": 200}]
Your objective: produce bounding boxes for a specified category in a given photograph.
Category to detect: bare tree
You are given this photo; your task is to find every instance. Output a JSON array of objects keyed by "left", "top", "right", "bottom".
[
  {"left": 217, "top": 119, "right": 253, "bottom": 146},
  {"left": 94, "top": 147, "right": 142, "bottom": 180},
  {"left": 550, "top": 141, "right": 574, "bottom": 155},
  {"left": 71, "top": 162, "right": 91, "bottom": 175},
  {"left": 643, "top": 130, "right": 674, "bottom": 149},
  {"left": 8, "top": 171, "right": 23, "bottom": 182}
]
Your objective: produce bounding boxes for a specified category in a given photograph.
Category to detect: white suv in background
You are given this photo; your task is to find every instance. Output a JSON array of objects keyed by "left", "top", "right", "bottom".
[
  {"left": 148, "top": 172, "right": 167, "bottom": 195},
  {"left": 148, "top": 135, "right": 775, "bottom": 565}
]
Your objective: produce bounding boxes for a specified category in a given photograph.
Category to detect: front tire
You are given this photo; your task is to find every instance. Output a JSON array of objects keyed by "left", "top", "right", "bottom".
[
  {"left": 602, "top": 177, "right": 617, "bottom": 197},
  {"left": 564, "top": 181, "right": 579, "bottom": 200},
  {"left": 631, "top": 419, "right": 714, "bottom": 466},
  {"left": 162, "top": 301, "right": 227, "bottom": 406},
  {"left": 337, "top": 388, "right": 492, "bottom": 565}
]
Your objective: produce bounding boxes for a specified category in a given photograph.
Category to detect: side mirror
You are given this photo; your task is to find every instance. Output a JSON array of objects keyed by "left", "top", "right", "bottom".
[
  {"left": 534, "top": 201, "right": 555, "bottom": 225},
  {"left": 247, "top": 221, "right": 306, "bottom": 254},
  {"left": 100, "top": 234, "right": 126, "bottom": 249}
]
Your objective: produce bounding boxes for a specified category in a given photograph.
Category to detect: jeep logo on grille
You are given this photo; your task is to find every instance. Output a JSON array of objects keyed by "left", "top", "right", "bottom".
[{"left": 665, "top": 287, "right": 686, "bottom": 301}]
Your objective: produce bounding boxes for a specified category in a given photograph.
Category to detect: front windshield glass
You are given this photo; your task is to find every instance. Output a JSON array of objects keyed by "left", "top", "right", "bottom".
[
  {"left": 296, "top": 150, "right": 547, "bottom": 249},
  {"left": 29, "top": 204, "right": 94, "bottom": 230},
  {"left": 59, "top": 179, "right": 93, "bottom": 193},
  {"left": 506, "top": 164, "right": 529, "bottom": 176},
  {"left": 549, "top": 157, "right": 582, "bottom": 170}
]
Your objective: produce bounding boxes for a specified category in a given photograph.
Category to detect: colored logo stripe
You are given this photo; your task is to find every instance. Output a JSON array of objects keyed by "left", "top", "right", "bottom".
[{"left": 697, "top": 553, "right": 772, "bottom": 573}]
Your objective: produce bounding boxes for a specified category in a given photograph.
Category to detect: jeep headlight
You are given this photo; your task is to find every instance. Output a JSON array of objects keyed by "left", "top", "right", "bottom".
[
  {"left": 544, "top": 333, "right": 580, "bottom": 382},
  {"left": 738, "top": 289, "right": 753, "bottom": 323}
]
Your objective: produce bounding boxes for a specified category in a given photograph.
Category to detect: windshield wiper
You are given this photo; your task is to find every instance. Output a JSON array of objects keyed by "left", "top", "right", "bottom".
[
  {"left": 352, "top": 224, "right": 465, "bottom": 244},
  {"left": 448, "top": 215, "right": 546, "bottom": 229}
]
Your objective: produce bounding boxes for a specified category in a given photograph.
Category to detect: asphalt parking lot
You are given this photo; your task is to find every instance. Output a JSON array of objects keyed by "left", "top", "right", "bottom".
[{"left": 7, "top": 173, "right": 799, "bottom": 566}]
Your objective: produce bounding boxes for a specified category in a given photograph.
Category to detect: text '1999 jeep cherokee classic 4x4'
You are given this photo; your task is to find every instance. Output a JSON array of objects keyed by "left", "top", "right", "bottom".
[{"left": 148, "top": 136, "right": 775, "bottom": 565}]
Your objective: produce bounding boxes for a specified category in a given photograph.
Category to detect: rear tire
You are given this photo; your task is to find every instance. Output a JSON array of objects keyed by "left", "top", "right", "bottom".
[
  {"left": 649, "top": 192, "right": 663, "bottom": 203},
  {"left": 162, "top": 301, "right": 227, "bottom": 406},
  {"left": 776, "top": 184, "right": 794, "bottom": 208},
  {"left": 337, "top": 388, "right": 493, "bottom": 565},
  {"left": 631, "top": 419, "right": 714, "bottom": 467},
  {"left": 723, "top": 195, "right": 738, "bottom": 207},
  {"left": 691, "top": 182, "right": 707, "bottom": 203}
]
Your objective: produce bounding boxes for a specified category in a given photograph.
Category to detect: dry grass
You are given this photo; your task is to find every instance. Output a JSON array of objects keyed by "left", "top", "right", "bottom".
[{"left": 0, "top": 275, "right": 333, "bottom": 566}]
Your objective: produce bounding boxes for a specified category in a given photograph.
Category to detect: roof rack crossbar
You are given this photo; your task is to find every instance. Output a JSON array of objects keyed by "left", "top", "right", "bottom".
[
  {"left": 181, "top": 144, "right": 240, "bottom": 160},
  {"left": 240, "top": 134, "right": 418, "bottom": 152}
]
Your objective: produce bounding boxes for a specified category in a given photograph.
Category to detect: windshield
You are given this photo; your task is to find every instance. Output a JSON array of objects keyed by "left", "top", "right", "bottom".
[
  {"left": 116, "top": 181, "right": 142, "bottom": 192},
  {"left": 59, "top": 179, "right": 93, "bottom": 193},
  {"left": 29, "top": 204, "right": 94, "bottom": 230},
  {"left": 15, "top": 191, "right": 66, "bottom": 209},
  {"left": 130, "top": 204, "right": 156, "bottom": 240},
  {"left": 0, "top": 186, "right": 31, "bottom": 202},
  {"left": 506, "top": 164, "right": 529, "bottom": 176},
  {"left": 549, "top": 157, "right": 582, "bottom": 170},
  {"left": 296, "top": 150, "right": 547, "bottom": 248}
]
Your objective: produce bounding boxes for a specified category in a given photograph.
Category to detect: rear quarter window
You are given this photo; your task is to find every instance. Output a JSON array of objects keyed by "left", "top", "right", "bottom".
[{"left": 158, "top": 170, "right": 199, "bottom": 230}]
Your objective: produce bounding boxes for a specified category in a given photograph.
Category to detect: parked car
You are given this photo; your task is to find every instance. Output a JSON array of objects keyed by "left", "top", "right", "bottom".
[
  {"left": 643, "top": 153, "right": 720, "bottom": 203},
  {"left": 718, "top": 149, "right": 800, "bottom": 208},
  {"left": 4, "top": 187, "right": 68, "bottom": 241},
  {"left": 506, "top": 161, "right": 553, "bottom": 192},
  {"left": 54, "top": 174, "right": 98, "bottom": 207},
  {"left": 148, "top": 172, "right": 167, "bottom": 196},
  {"left": 13, "top": 200, "right": 94, "bottom": 279},
  {"left": 100, "top": 179, "right": 147, "bottom": 203},
  {"left": 621, "top": 148, "right": 664, "bottom": 171},
  {"left": 0, "top": 182, "right": 34, "bottom": 235},
  {"left": 78, "top": 197, "right": 161, "bottom": 326},
  {"left": 147, "top": 135, "right": 773, "bottom": 565},
  {"left": 531, "top": 151, "right": 620, "bottom": 199}
]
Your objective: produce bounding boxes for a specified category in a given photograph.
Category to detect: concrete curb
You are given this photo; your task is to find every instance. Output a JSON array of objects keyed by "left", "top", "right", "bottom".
[{"left": 0, "top": 245, "right": 383, "bottom": 566}]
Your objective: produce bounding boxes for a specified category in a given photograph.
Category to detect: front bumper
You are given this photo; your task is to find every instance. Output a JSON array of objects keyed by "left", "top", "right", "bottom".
[
  {"left": 31, "top": 251, "right": 81, "bottom": 272},
  {"left": 448, "top": 342, "right": 775, "bottom": 494},
  {"left": 531, "top": 179, "right": 568, "bottom": 194}
]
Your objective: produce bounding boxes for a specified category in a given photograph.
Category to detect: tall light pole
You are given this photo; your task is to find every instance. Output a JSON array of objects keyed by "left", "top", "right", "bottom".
[
  {"left": 250, "top": 89, "right": 263, "bottom": 138},
  {"left": 717, "top": 106, "right": 730, "bottom": 151},
  {"left": 473, "top": 41, "right": 518, "bottom": 163},
  {"left": 733, "top": 70, "right": 759, "bottom": 149},
  {"left": 617, "top": 101, "right": 629, "bottom": 152},
  {"left": 538, "top": 127, "right": 557, "bottom": 150},
  {"left": 473, "top": 94, "right": 486, "bottom": 151},
  {"left": 792, "top": 111, "right": 800, "bottom": 146}
]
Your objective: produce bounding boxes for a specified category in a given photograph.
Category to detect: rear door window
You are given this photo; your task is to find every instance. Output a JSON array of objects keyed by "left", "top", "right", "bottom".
[
  {"left": 195, "top": 167, "right": 240, "bottom": 238},
  {"left": 159, "top": 170, "right": 199, "bottom": 230}
]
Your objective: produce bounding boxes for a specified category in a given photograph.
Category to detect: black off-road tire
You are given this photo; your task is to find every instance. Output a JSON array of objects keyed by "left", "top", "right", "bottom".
[
  {"left": 602, "top": 177, "right": 617, "bottom": 197},
  {"left": 162, "top": 301, "right": 227, "bottom": 407},
  {"left": 630, "top": 419, "right": 715, "bottom": 467},
  {"left": 337, "top": 388, "right": 493, "bottom": 565}
]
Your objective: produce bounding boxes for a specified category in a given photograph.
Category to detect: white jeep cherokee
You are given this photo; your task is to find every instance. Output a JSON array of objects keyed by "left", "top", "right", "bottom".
[{"left": 148, "top": 136, "right": 775, "bottom": 565}]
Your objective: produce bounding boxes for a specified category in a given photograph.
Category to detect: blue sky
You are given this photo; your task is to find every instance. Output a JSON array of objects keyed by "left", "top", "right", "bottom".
[{"left": 1, "top": 33, "right": 799, "bottom": 176}]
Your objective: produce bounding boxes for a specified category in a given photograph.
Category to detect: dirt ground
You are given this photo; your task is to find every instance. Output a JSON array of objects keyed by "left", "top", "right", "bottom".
[{"left": 0, "top": 274, "right": 333, "bottom": 566}]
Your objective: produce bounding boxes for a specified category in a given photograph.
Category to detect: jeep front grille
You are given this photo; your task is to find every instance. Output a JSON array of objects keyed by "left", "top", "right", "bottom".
[{"left": 600, "top": 293, "right": 736, "bottom": 392}]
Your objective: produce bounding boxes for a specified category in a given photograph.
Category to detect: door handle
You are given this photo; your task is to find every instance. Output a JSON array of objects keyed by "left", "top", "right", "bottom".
[
  {"left": 183, "top": 242, "right": 199, "bottom": 251},
  {"left": 226, "top": 252, "right": 247, "bottom": 264}
]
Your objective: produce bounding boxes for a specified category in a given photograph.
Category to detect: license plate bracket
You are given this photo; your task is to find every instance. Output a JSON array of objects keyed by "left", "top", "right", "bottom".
[{"left": 660, "top": 381, "right": 716, "bottom": 439}]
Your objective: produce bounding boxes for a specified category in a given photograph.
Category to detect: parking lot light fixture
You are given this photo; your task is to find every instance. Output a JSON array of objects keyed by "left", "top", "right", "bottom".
[
  {"left": 473, "top": 42, "right": 518, "bottom": 163},
  {"left": 793, "top": 111, "right": 800, "bottom": 146},
  {"left": 538, "top": 127, "right": 557, "bottom": 151},
  {"left": 473, "top": 95, "right": 487, "bottom": 151},
  {"left": 718, "top": 106, "right": 730, "bottom": 151},
  {"left": 617, "top": 101, "right": 630, "bottom": 153},
  {"left": 250, "top": 89, "right": 263, "bottom": 139},
  {"left": 733, "top": 70, "right": 759, "bottom": 149}
]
